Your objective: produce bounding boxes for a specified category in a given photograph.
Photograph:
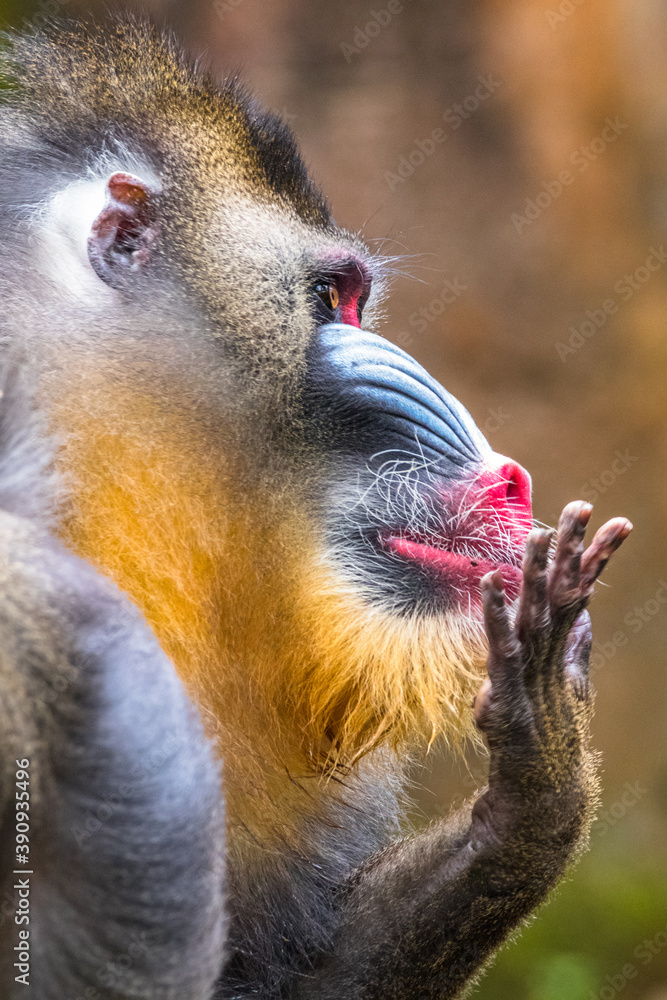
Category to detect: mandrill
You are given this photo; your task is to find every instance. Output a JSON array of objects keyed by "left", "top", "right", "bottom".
[{"left": 0, "top": 18, "right": 631, "bottom": 1000}]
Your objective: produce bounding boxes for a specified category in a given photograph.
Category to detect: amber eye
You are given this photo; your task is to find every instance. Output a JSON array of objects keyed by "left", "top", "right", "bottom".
[{"left": 314, "top": 281, "right": 339, "bottom": 312}]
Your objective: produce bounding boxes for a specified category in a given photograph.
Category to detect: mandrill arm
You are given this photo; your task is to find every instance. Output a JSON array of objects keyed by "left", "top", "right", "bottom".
[
  {"left": 0, "top": 516, "right": 226, "bottom": 1000},
  {"left": 295, "top": 503, "right": 631, "bottom": 1000}
]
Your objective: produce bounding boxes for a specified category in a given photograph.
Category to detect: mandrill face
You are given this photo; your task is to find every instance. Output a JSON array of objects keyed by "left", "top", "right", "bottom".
[
  {"left": 172, "top": 195, "right": 534, "bottom": 629},
  {"left": 180, "top": 196, "right": 538, "bottom": 757},
  {"left": 6, "top": 20, "right": 535, "bottom": 762},
  {"left": 303, "top": 322, "right": 533, "bottom": 617},
  {"left": 265, "top": 247, "right": 536, "bottom": 755}
]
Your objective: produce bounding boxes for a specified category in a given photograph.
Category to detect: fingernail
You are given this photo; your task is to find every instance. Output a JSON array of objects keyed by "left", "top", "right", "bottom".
[{"left": 573, "top": 505, "right": 593, "bottom": 529}]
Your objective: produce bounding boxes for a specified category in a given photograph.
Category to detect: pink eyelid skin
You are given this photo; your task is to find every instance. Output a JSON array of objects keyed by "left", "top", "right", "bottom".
[{"left": 317, "top": 255, "right": 372, "bottom": 327}]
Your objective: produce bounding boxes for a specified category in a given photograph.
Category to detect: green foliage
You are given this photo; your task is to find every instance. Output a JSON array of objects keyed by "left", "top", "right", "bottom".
[
  {"left": 0, "top": 0, "right": 44, "bottom": 32},
  {"left": 479, "top": 843, "right": 667, "bottom": 1000}
]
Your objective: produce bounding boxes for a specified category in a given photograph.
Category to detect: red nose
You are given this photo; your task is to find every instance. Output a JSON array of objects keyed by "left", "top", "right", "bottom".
[{"left": 481, "top": 455, "right": 533, "bottom": 527}]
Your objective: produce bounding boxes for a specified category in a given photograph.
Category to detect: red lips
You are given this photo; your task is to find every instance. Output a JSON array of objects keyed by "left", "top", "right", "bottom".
[{"left": 383, "top": 456, "right": 533, "bottom": 603}]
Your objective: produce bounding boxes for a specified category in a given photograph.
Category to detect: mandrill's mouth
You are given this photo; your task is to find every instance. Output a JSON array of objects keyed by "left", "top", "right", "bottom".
[
  {"left": 307, "top": 323, "right": 534, "bottom": 615},
  {"left": 377, "top": 460, "right": 533, "bottom": 606},
  {"left": 381, "top": 534, "right": 524, "bottom": 601},
  {"left": 332, "top": 457, "right": 534, "bottom": 616}
]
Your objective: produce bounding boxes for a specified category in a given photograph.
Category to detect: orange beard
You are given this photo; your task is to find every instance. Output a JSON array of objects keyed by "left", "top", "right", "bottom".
[{"left": 50, "top": 379, "right": 487, "bottom": 787}]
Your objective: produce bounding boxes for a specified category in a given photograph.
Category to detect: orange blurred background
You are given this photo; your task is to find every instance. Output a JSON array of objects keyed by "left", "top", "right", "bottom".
[{"left": 3, "top": 1, "right": 666, "bottom": 996}]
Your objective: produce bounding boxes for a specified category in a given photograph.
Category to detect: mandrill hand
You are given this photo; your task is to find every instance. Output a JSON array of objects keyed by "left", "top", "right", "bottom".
[
  {"left": 291, "top": 502, "right": 633, "bottom": 1000},
  {"left": 472, "top": 501, "right": 632, "bottom": 849}
]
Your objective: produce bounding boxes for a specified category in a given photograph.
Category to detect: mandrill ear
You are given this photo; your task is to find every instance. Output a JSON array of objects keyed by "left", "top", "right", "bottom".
[{"left": 88, "top": 172, "right": 160, "bottom": 289}]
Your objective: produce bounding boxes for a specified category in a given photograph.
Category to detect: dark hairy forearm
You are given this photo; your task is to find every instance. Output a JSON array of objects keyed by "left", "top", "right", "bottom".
[
  {"left": 294, "top": 503, "right": 629, "bottom": 1000},
  {"left": 294, "top": 787, "right": 589, "bottom": 1000}
]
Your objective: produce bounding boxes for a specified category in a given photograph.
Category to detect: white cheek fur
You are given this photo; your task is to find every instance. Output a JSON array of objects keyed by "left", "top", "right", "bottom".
[{"left": 39, "top": 178, "right": 110, "bottom": 301}]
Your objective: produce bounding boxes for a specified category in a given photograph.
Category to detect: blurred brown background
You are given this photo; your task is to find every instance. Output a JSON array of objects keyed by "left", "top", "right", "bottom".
[{"left": 3, "top": 0, "right": 666, "bottom": 997}]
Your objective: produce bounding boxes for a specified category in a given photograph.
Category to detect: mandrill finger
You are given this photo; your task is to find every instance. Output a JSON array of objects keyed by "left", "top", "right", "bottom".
[
  {"left": 481, "top": 570, "right": 521, "bottom": 681},
  {"left": 548, "top": 501, "right": 593, "bottom": 613},
  {"left": 579, "top": 517, "right": 633, "bottom": 593},
  {"left": 517, "top": 528, "right": 552, "bottom": 646}
]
